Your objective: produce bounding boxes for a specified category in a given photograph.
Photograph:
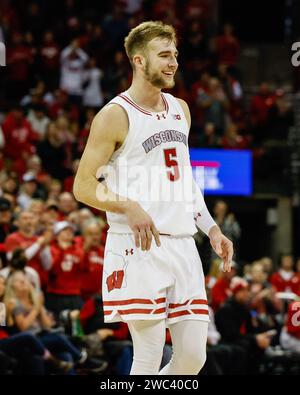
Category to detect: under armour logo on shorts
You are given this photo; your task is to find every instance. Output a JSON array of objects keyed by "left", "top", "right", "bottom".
[{"left": 125, "top": 248, "right": 134, "bottom": 255}]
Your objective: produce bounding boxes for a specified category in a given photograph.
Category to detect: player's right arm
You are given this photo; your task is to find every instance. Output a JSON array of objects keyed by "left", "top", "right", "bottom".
[{"left": 73, "top": 104, "right": 160, "bottom": 250}]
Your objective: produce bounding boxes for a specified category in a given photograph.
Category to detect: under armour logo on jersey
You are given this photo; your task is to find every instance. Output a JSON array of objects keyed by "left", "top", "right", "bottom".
[
  {"left": 106, "top": 270, "right": 125, "bottom": 292},
  {"left": 156, "top": 113, "right": 166, "bottom": 120},
  {"left": 125, "top": 248, "right": 134, "bottom": 255},
  {"left": 194, "top": 212, "right": 202, "bottom": 221},
  {"left": 172, "top": 114, "right": 181, "bottom": 120}
]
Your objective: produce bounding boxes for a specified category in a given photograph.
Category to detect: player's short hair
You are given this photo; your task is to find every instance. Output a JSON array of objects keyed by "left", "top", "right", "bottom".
[{"left": 124, "top": 21, "right": 177, "bottom": 69}]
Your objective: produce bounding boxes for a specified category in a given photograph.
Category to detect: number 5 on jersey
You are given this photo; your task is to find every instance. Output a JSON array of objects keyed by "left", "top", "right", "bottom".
[{"left": 164, "top": 148, "right": 180, "bottom": 182}]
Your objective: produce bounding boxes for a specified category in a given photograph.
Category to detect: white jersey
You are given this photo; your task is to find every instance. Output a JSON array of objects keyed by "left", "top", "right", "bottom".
[{"left": 104, "top": 90, "right": 198, "bottom": 236}]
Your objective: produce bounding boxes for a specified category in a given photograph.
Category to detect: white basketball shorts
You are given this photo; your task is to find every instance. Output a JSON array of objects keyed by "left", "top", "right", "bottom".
[{"left": 102, "top": 233, "right": 209, "bottom": 325}]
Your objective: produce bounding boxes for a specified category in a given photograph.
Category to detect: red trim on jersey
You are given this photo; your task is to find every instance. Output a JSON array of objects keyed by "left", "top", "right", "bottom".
[
  {"left": 103, "top": 297, "right": 166, "bottom": 306},
  {"left": 168, "top": 309, "right": 209, "bottom": 318},
  {"left": 169, "top": 299, "right": 208, "bottom": 309},
  {"left": 161, "top": 94, "right": 169, "bottom": 114},
  {"left": 119, "top": 94, "right": 152, "bottom": 116}
]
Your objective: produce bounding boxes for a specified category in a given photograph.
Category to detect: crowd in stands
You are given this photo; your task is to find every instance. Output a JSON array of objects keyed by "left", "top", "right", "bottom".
[{"left": 0, "top": 0, "right": 298, "bottom": 374}]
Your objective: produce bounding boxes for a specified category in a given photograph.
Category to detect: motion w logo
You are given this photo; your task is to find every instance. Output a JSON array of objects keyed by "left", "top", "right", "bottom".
[{"left": 0, "top": 42, "right": 6, "bottom": 66}]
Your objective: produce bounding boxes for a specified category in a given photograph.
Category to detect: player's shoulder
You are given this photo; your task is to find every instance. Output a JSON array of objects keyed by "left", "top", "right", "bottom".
[
  {"left": 90, "top": 102, "right": 129, "bottom": 138},
  {"left": 173, "top": 97, "right": 191, "bottom": 127},
  {"left": 95, "top": 102, "right": 128, "bottom": 122}
]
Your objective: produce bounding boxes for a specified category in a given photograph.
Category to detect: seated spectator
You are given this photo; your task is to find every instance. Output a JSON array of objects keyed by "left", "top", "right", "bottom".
[
  {"left": 211, "top": 260, "right": 237, "bottom": 311},
  {"left": 267, "top": 89, "right": 293, "bottom": 141},
  {"left": 45, "top": 221, "right": 86, "bottom": 319},
  {"left": 250, "top": 82, "right": 276, "bottom": 145},
  {"left": 201, "top": 285, "right": 234, "bottom": 375},
  {"left": 213, "top": 200, "right": 241, "bottom": 260},
  {"left": 214, "top": 24, "right": 240, "bottom": 68},
  {"left": 5, "top": 210, "right": 52, "bottom": 289},
  {"left": 270, "top": 254, "right": 300, "bottom": 296},
  {"left": 0, "top": 248, "right": 40, "bottom": 291},
  {"left": 0, "top": 273, "right": 74, "bottom": 374},
  {"left": 39, "top": 30, "right": 60, "bottom": 91},
  {"left": 17, "top": 172, "right": 41, "bottom": 210},
  {"left": 280, "top": 300, "right": 300, "bottom": 353},
  {"left": 248, "top": 261, "right": 282, "bottom": 337},
  {"left": 78, "top": 295, "right": 132, "bottom": 374},
  {"left": 37, "top": 122, "right": 68, "bottom": 180},
  {"left": 63, "top": 160, "right": 80, "bottom": 193},
  {"left": 68, "top": 207, "right": 95, "bottom": 234},
  {"left": 2, "top": 104, "right": 38, "bottom": 176},
  {"left": 26, "top": 104, "right": 50, "bottom": 141},
  {"left": 197, "top": 77, "right": 229, "bottom": 136},
  {"left": 199, "top": 122, "right": 220, "bottom": 148},
  {"left": 26, "top": 155, "right": 49, "bottom": 186},
  {"left": 221, "top": 123, "right": 250, "bottom": 150},
  {"left": 6, "top": 32, "right": 33, "bottom": 101},
  {"left": 46, "top": 179, "right": 62, "bottom": 201},
  {"left": 76, "top": 219, "right": 105, "bottom": 300},
  {"left": 57, "top": 192, "right": 78, "bottom": 220},
  {"left": 260, "top": 256, "right": 275, "bottom": 281},
  {"left": 296, "top": 257, "right": 300, "bottom": 279},
  {"left": 0, "top": 197, "right": 15, "bottom": 268},
  {"left": 215, "top": 277, "right": 275, "bottom": 374}
]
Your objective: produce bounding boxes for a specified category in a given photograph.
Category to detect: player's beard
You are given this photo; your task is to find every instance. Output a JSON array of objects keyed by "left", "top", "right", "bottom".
[{"left": 144, "top": 60, "right": 175, "bottom": 89}]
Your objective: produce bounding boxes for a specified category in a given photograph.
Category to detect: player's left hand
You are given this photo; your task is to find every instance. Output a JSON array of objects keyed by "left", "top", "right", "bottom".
[{"left": 209, "top": 226, "right": 233, "bottom": 272}]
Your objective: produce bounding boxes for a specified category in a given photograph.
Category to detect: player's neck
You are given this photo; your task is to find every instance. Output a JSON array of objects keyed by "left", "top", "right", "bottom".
[{"left": 127, "top": 81, "right": 164, "bottom": 112}]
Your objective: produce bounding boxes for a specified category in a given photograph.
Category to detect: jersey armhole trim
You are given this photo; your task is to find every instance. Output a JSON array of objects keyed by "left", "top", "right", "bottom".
[{"left": 105, "top": 102, "right": 131, "bottom": 159}]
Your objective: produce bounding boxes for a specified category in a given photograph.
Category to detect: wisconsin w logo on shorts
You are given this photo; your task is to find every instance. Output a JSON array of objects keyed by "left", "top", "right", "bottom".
[
  {"left": 104, "top": 250, "right": 128, "bottom": 293},
  {"left": 106, "top": 270, "right": 125, "bottom": 292}
]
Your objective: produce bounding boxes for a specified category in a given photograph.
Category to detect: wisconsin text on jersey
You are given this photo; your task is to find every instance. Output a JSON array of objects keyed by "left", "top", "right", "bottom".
[{"left": 142, "top": 130, "right": 188, "bottom": 154}]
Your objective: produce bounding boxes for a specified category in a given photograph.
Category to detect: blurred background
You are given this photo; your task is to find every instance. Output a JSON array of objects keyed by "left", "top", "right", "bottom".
[{"left": 0, "top": 0, "right": 300, "bottom": 376}]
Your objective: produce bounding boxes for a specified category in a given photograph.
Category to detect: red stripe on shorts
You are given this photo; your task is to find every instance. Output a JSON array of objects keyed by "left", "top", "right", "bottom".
[
  {"left": 117, "top": 308, "right": 166, "bottom": 315},
  {"left": 169, "top": 299, "right": 208, "bottom": 309},
  {"left": 103, "top": 298, "right": 166, "bottom": 306},
  {"left": 168, "top": 309, "right": 209, "bottom": 319}
]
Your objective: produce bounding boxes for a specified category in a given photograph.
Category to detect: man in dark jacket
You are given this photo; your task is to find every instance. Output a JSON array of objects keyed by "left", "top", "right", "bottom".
[{"left": 215, "top": 277, "right": 273, "bottom": 374}]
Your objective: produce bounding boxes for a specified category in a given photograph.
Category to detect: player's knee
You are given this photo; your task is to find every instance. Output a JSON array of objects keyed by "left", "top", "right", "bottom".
[{"left": 180, "top": 347, "right": 207, "bottom": 374}]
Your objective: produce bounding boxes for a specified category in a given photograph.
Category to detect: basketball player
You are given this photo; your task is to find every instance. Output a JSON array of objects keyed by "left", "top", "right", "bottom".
[{"left": 73, "top": 21, "right": 233, "bottom": 375}]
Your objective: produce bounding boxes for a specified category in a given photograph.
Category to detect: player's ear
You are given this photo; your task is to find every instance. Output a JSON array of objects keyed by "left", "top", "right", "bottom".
[{"left": 132, "top": 54, "right": 146, "bottom": 69}]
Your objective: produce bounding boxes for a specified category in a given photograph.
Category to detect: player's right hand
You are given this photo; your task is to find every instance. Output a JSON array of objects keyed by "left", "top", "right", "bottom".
[{"left": 124, "top": 202, "right": 161, "bottom": 251}]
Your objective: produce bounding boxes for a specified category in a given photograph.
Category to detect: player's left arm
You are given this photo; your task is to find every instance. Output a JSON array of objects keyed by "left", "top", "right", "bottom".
[{"left": 177, "top": 98, "right": 233, "bottom": 272}]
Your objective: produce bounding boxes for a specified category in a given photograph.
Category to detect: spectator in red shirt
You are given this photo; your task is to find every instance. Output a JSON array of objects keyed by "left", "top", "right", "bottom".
[
  {"left": 250, "top": 82, "right": 276, "bottom": 145},
  {"left": 6, "top": 32, "right": 33, "bottom": 100},
  {"left": 221, "top": 123, "right": 251, "bottom": 150},
  {"left": 211, "top": 261, "right": 237, "bottom": 311},
  {"left": 57, "top": 192, "right": 78, "bottom": 220},
  {"left": 45, "top": 221, "right": 86, "bottom": 319},
  {"left": 280, "top": 300, "right": 300, "bottom": 353},
  {"left": 270, "top": 254, "right": 300, "bottom": 296},
  {"left": 76, "top": 220, "right": 105, "bottom": 301},
  {"left": 0, "top": 197, "right": 15, "bottom": 268},
  {"left": 5, "top": 210, "right": 52, "bottom": 289},
  {"left": 39, "top": 30, "right": 60, "bottom": 90},
  {"left": 2, "top": 105, "right": 38, "bottom": 176},
  {"left": 296, "top": 258, "right": 300, "bottom": 280},
  {"left": 214, "top": 24, "right": 240, "bottom": 67}
]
